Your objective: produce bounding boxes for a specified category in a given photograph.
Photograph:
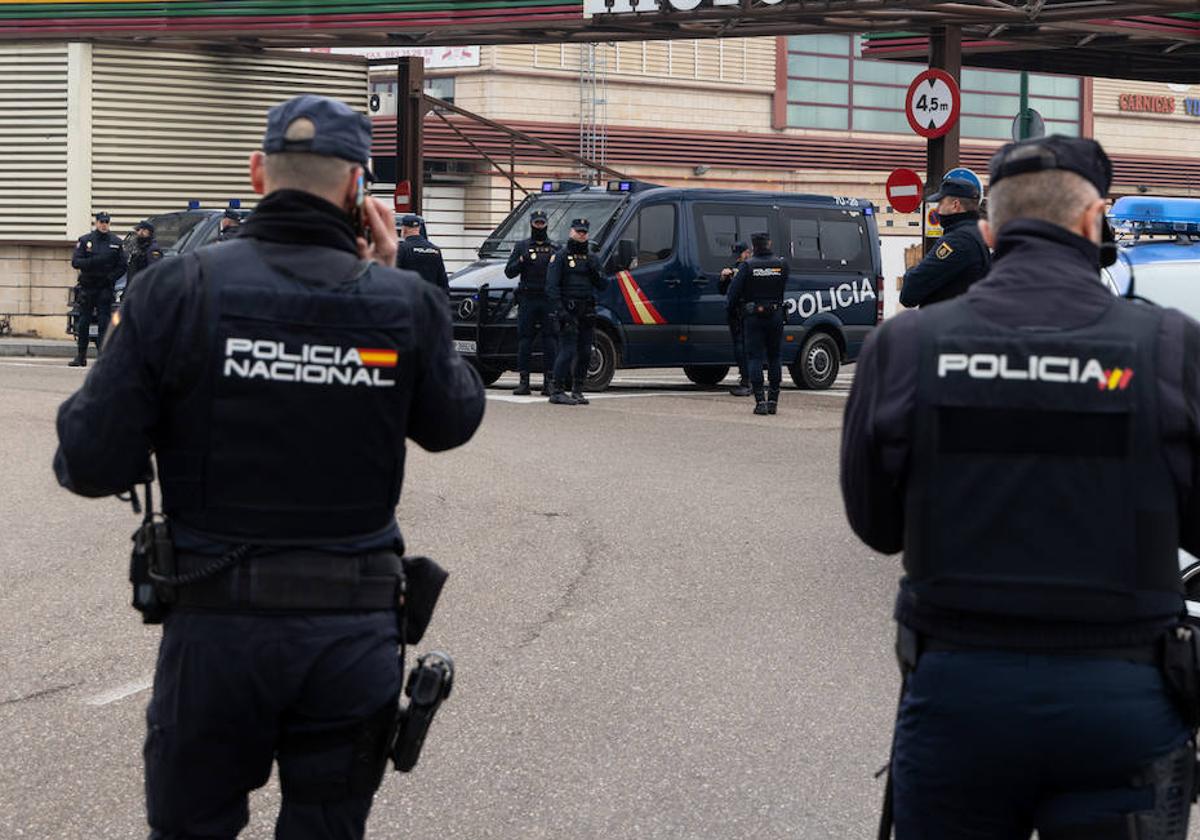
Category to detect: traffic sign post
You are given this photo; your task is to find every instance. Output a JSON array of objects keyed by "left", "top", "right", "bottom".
[
  {"left": 886, "top": 168, "right": 924, "bottom": 214},
  {"left": 906, "top": 68, "right": 961, "bottom": 139}
]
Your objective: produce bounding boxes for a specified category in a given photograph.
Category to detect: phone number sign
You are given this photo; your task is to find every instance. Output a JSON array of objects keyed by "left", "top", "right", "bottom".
[{"left": 906, "top": 68, "right": 961, "bottom": 139}]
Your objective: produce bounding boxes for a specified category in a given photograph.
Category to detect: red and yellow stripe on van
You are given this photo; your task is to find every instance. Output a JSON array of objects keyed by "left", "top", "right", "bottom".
[{"left": 616, "top": 271, "right": 667, "bottom": 326}]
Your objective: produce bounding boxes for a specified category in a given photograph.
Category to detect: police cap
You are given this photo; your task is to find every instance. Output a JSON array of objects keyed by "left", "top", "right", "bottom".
[
  {"left": 731, "top": 241, "right": 749, "bottom": 255},
  {"left": 94, "top": 212, "right": 111, "bottom": 223},
  {"left": 135, "top": 220, "right": 155, "bottom": 233},
  {"left": 400, "top": 214, "right": 424, "bottom": 227},
  {"left": 928, "top": 176, "right": 981, "bottom": 203},
  {"left": 988, "top": 135, "right": 1112, "bottom": 196},
  {"left": 262, "top": 95, "right": 374, "bottom": 178},
  {"left": 751, "top": 232, "right": 771, "bottom": 247},
  {"left": 571, "top": 218, "right": 590, "bottom": 232},
  {"left": 530, "top": 210, "right": 548, "bottom": 223}
]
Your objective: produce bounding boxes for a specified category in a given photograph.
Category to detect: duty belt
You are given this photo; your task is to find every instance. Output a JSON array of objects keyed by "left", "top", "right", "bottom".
[
  {"left": 896, "top": 624, "right": 1159, "bottom": 672},
  {"left": 173, "top": 548, "right": 403, "bottom": 612}
]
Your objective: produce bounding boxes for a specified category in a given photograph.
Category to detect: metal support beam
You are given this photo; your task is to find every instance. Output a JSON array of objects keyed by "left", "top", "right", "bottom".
[
  {"left": 395, "top": 56, "right": 425, "bottom": 215},
  {"left": 926, "top": 24, "right": 962, "bottom": 253}
]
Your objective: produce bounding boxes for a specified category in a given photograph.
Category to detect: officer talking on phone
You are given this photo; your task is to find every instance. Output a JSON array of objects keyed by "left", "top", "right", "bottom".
[
  {"left": 53, "top": 94, "right": 485, "bottom": 840},
  {"left": 842, "top": 136, "right": 1200, "bottom": 839}
]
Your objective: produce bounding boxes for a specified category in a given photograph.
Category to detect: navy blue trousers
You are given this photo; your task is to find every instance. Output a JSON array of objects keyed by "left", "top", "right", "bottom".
[
  {"left": 516, "top": 294, "right": 557, "bottom": 375},
  {"left": 553, "top": 308, "right": 594, "bottom": 392},
  {"left": 744, "top": 309, "right": 784, "bottom": 395},
  {"left": 893, "top": 651, "right": 1191, "bottom": 839},
  {"left": 727, "top": 311, "right": 747, "bottom": 382},
  {"left": 144, "top": 612, "right": 402, "bottom": 840}
]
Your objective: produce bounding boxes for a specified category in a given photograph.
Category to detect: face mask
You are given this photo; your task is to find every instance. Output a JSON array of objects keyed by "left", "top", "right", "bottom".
[
  {"left": 531, "top": 225, "right": 548, "bottom": 242},
  {"left": 567, "top": 238, "right": 587, "bottom": 254}
]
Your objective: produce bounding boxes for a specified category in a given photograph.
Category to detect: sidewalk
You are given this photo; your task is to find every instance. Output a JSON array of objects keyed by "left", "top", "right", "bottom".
[{"left": 0, "top": 337, "right": 87, "bottom": 358}]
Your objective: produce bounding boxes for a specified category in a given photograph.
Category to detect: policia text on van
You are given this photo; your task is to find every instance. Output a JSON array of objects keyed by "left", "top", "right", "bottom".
[{"left": 449, "top": 181, "right": 884, "bottom": 391}]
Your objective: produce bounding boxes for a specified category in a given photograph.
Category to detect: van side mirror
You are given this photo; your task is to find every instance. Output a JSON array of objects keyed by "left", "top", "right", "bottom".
[{"left": 611, "top": 239, "right": 636, "bottom": 272}]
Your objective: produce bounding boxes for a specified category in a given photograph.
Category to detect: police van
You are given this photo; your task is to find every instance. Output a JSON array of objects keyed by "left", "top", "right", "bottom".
[
  {"left": 1103, "top": 196, "right": 1200, "bottom": 603},
  {"left": 448, "top": 181, "right": 884, "bottom": 390}
]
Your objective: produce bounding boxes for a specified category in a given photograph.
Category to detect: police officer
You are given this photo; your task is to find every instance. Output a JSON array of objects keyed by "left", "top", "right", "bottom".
[
  {"left": 124, "top": 220, "right": 163, "bottom": 290},
  {"left": 898, "top": 173, "right": 991, "bottom": 308},
  {"left": 396, "top": 214, "right": 449, "bottom": 292},
  {"left": 842, "top": 136, "right": 1200, "bottom": 839},
  {"left": 217, "top": 207, "right": 241, "bottom": 241},
  {"left": 726, "top": 233, "right": 788, "bottom": 416},
  {"left": 68, "top": 211, "right": 127, "bottom": 367},
  {"left": 546, "top": 218, "right": 605, "bottom": 406},
  {"left": 53, "top": 95, "right": 485, "bottom": 840},
  {"left": 719, "top": 241, "right": 753, "bottom": 397},
  {"left": 505, "top": 209, "right": 558, "bottom": 396}
]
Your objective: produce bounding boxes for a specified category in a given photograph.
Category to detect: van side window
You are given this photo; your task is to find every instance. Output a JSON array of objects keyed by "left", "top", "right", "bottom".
[
  {"left": 784, "top": 208, "right": 870, "bottom": 272},
  {"left": 693, "top": 205, "right": 770, "bottom": 272},
  {"left": 620, "top": 204, "right": 676, "bottom": 268}
]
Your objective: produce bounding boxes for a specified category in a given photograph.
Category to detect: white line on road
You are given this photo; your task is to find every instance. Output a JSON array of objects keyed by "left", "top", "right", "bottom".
[{"left": 84, "top": 676, "right": 154, "bottom": 707}]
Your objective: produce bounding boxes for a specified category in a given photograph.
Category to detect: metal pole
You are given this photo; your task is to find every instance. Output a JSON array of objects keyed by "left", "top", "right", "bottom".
[
  {"left": 1019, "top": 70, "right": 1031, "bottom": 140},
  {"left": 396, "top": 57, "right": 425, "bottom": 216},
  {"left": 926, "top": 24, "right": 962, "bottom": 254},
  {"left": 510, "top": 137, "right": 516, "bottom": 210}
]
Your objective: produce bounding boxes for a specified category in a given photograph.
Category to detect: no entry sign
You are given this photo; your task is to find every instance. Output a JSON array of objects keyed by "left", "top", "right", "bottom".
[
  {"left": 906, "top": 69, "right": 961, "bottom": 139},
  {"left": 886, "top": 168, "right": 924, "bottom": 214}
]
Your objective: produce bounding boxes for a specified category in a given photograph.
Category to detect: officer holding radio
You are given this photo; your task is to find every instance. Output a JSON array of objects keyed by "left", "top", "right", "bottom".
[
  {"left": 726, "top": 232, "right": 788, "bottom": 416},
  {"left": 546, "top": 218, "right": 606, "bottom": 406},
  {"left": 53, "top": 94, "right": 484, "bottom": 840},
  {"left": 842, "top": 136, "right": 1200, "bottom": 839},
  {"left": 505, "top": 208, "right": 558, "bottom": 396}
]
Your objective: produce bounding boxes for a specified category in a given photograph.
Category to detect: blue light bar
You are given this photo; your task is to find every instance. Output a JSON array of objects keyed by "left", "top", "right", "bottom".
[
  {"left": 542, "top": 181, "right": 556, "bottom": 193},
  {"left": 1110, "top": 196, "right": 1200, "bottom": 235},
  {"left": 863, "top": 206, "right": 874, "bottom": 216},
  {"left": 607, "top": 180, "right": 633, "bottom": 192},
  {"left": 187, "top": 199, "right": 200, "bottom": 210},
  {"left": 228, "top": 198, "right": 241, "bottom": 209}
]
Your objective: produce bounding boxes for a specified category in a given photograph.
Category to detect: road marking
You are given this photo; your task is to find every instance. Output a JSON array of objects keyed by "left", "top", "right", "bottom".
[
  {"left": 0, "top": 360, "right": 82, "bottom": 369},
  {"left": 84, "top": 675, "right": 154, "bottom": 707}
]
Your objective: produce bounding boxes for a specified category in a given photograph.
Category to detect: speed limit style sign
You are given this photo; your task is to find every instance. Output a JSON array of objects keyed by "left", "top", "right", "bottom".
[{"left": 906, "top": 68, "right": 961, "bottom": 139}]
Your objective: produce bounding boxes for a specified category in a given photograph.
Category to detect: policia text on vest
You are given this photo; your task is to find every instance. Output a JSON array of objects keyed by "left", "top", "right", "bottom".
[
  {"left": 53, "top": 95, "right": 486, "bottom": 840},
  {"left": 842, "top": 135, "right": 1200, "bottom": 840}
]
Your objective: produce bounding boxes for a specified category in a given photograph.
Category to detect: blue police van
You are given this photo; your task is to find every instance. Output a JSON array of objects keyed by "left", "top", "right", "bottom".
[
  {"left": 448, "top": 180, "right": 884, "bottom": 390},
  {"left": 1103, "top": 196, "right": 1200, "bottom": 603}
]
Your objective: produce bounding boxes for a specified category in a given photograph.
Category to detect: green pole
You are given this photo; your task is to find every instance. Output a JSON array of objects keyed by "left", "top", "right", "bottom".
[{"left": 1019, "top": 70, "right": 1031, "bottom": 140}]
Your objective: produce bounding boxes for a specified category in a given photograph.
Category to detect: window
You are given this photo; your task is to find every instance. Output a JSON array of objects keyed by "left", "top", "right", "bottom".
[
  {"left": 786, "top": 104, "right": 848, "bottom": 130},
  {"left": 782, "top": 208, "right": 870, "bottom": 272},
  {"left": 620, "top": 204, "right": 676, "bottom": 268},
  {"left": 693, "top": 206, "right": 772, "bottom": 272}
]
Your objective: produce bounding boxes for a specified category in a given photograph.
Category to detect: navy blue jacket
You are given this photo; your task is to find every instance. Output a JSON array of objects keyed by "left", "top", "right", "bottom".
[
  {"left": 899, "top": 212, "right": 991, "bottom": 308},
  {"left": 842, "top": 220, "right": 1200, "bottom": 561},
  {"left": 71, "top": 230, "right": 127, "bottom": 289},
  {"left": 397, "top": 234, "right": 449, "bottom": 291},
  {"left": 546, "top": 242, "right": 605, "bottom": 306}
]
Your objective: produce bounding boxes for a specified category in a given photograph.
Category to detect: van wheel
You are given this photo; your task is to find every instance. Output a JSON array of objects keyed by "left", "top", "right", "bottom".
[
  {"left": 469, "top": 360, "right": 504, "bottom": 387},
  {"left": 790, "top": 332, "right": 840, "bottom": 390},
  {"left": 683, "top": 365, "right": 731, "bottom": 387},
  {"left": 583, "top": 330, "right": 617, "bottom": 392}
]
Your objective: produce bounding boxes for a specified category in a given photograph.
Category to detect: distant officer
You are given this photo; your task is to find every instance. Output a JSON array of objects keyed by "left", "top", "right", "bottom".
[
  {"left": 719, "top": 241, "right": 753, "bottom": 397},
  {"left": 546, "top": 218, "right": 606, "bottom": 406},
  {"left": 124, "top": 220, "right": 163, "bottom": 290},
  {"left": 69, "top": 211, "right": 126, "bottom": 367},
  {"left": 217, "top": 208, "right": 241, "bottom": 241},
  {"left": 397, "top": 214, "right": 449, "bottom": 292},
  {"left": 54, "top": 94, "right": 485, "bottom": 840},
  {"left": 843, "top": 136, "right": 1200, "bottom": 839},
  {"left": 505, "top": 209, "right": 558, "bottom": 396},
  {"left": 726, "top": 233, "right": 788, "bottom": 416},
  {"left": 899, "top": 174, "right": 991, "bottom": 308}
]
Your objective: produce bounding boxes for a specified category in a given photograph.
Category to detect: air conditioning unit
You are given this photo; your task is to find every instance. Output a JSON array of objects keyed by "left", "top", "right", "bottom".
[{"left": 369, "top": 92, "right": 397, "bottom": 116}]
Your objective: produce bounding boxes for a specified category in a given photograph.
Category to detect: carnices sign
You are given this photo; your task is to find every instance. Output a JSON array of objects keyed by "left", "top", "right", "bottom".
[{"left": 1119, "top": 94, "right": 1176, "bottom": 114}]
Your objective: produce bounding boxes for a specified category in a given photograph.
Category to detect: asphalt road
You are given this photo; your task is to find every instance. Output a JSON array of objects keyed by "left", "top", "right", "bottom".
[{"left": 0, "top": 359, "right": 904, "bottom": 839}]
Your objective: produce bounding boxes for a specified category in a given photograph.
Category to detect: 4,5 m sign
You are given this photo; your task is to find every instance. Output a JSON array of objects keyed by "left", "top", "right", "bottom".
[{"left": 906, "top": 69, "right": 961, "bottom": 139}]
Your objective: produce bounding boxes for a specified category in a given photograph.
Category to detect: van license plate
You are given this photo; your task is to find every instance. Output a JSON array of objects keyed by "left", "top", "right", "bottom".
[{"left": 453, "top": 340, "right": 477, "bottom": 354}]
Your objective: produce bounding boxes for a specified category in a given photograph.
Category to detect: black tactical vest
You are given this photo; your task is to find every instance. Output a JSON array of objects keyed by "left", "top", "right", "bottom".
[
  {"left": 744, "top": 256, "right": 787, "bottom": 304},
  {"left": 559, "top": 246, "right": 599, "bottom": 300},
  {"left": 903, "top": 297, "right": 1182, "bottom": 628},
  {"left": 519, "top": 239, "right": 555, "bottom": 293},
  {"left": 154, "top": 239, "right": 418, "bottom": 544}
]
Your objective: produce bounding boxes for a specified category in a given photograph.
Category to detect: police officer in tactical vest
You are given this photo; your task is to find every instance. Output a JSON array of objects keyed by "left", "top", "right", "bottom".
[
  {"left": 397, "top": 214, "right": 449, "bottom": 292},
  {"left": 124, "top": 220, "right": 163, "bottom": 291},
  {"left": 546, "top": 218, "right": 606, "bottom": 406},
  {"left": 899, "top": 173, "right": 991, "bottom": 308},
  {"left": 505, "top": 209, "right": 558, "bottom": 396},
  {"left": 842, "top": 136, "right": 1200, "bottom": 839},
  {"left": 726, "top": 233, "right": 788, "bottom": 415},
  {"left": 69, "top": 211, "right": 127, "bottom": 367},
  {"left": 719, "top": 241, "right": 753, "bottom": 397},
  {"left": 53, "top": 95, "right": 485, "bottom": 840}
]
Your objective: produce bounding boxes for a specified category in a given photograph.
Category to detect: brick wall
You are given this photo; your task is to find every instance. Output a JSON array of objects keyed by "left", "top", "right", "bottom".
[{"left": 0, "top": 243, "right": 75, "bottom": 338}]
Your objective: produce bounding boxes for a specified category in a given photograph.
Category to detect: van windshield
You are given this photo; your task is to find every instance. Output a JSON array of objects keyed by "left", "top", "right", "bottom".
[{"left": 479, "top": 196, "right": 626, "bottom": 258}]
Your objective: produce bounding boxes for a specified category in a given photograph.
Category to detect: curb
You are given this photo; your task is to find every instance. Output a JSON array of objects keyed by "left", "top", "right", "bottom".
[{"left": 0, "top": 341, "right": 89, "bottom": 359}]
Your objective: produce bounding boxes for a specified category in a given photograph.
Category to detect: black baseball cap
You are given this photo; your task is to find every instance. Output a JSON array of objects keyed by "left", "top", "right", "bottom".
[
  {"left": 135, "top": 220, "right": 155, "bottom": 233},
  {"left": 751, "top": 232, "right": 771, "bottom": 246},
  {"left": 731, "top": 241, "right": 749, "bottom": 255},
  {"left": 988, "top": 135, "right": 1112, "bottom": 196},
  {"left": 262, "top": 95, "right": 374, "bottom": 179},
  {"left": 400, "top": 214, "right": 424, "bottom": 227},
  {"left": 531, "top": 210, "right": 548, "bottom": 223},
  {"left": 571, "top": 218, "right": 590, "bottom": 232},
  {"left": 928, "top": 175, "right": 981, "bottom": 202},
  {"left": 94, "top": 212, "right": 111, "bottom": 222}
]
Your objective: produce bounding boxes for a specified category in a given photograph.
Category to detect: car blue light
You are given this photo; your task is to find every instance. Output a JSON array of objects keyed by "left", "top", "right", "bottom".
[
  {"left": 187, "top": 199, "right": 201, "bottom": 210},
  {"left": 1110, "top": 196, "right": 1200, "bottom": 236}
]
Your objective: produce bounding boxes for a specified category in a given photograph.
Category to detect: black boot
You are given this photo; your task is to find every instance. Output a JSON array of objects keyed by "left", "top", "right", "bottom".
[
  {"left": 730, "top": 377, "right": 752, "bottom": 397},
  {"left": 753, "top": 391, "right": 768, "bottom": 415},
  {"left": 549, "top": 390, "right": 578, "bottom": 406},
  {"left": 572, "top": 391, "right": 590, "bottom": 405},
  {"left": 767, "top": 387, "right": 780, "bottom": 415},
  {"left": 68, "top": 356, "right": 86, "bottom": 368},
  {"left": 512, "top": 372, "right": 531, "bottom": 396},
  {"left": 540, "top": 375, "right": 553, "bottom": 396}
]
